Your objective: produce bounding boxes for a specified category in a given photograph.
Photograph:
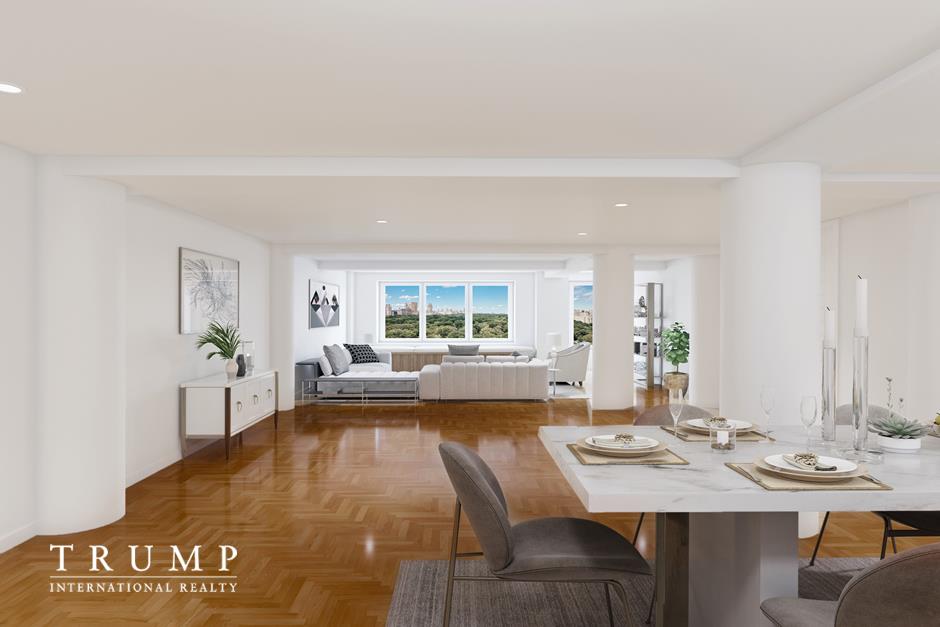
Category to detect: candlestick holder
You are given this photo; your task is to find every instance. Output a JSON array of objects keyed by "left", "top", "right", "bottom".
[
  {"left": 840, "top": 334, "right": 882, "bottom": 462},
  {"left": 821, "top": 347, "right": 836, "bottom": 442}
]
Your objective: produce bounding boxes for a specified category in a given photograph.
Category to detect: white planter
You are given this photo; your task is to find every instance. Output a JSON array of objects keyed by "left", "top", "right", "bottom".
[{"left": 876, "top": 434, "right": 922, "bottom": 452}]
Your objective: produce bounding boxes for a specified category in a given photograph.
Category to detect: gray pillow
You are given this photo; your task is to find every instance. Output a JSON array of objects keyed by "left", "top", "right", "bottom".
[
  {"left": 323, "top": 344, "right": 350, "bottom": 375},
  {"left": 448, "top": 344, "right": 480, "bottom": 356}
]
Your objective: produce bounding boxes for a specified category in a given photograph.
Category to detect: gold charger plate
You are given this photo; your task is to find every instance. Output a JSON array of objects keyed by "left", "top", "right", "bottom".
[
  {"left": 754, "top": 458, "right": 867, "bottom": 483},
  {"left": 576, "top": 437, "right": 668, "bottom": 458}
]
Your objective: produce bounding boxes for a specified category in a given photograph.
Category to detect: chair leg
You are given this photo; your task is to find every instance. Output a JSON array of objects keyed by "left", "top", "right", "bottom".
[
  {"left": 891, "top": 532, "right": 898, "bottom": 554},
  {"left": 604, "top": 583, "right": 614, "bottom": 627},
  {"left": 880, "top": 516, "right": 892, "bottom": 560},
  {"left": 443, "top": 500, "right": 461, "bottom": 627},
  {"left": 633, "top": 512, "right": 645, "bottom": 545},
  {"left": 809, "top": 511, "right": 830, "bottom": 566}
]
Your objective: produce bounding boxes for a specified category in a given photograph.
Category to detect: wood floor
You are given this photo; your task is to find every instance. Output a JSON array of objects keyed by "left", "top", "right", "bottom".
[{"left": 0, "top": 390, "right": 932, "bottom": 625}]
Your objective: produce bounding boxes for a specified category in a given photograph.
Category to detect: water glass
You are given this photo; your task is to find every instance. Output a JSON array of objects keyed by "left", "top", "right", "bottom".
[{"left": 668, "top": 388, "right": 685, "bottom": 430}]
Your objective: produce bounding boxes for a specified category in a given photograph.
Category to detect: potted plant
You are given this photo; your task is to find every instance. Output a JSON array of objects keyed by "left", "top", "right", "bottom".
[
  {"left": 869, "top": 378, "right": 929, "bottom": 452},
  {"left": 195, "top": 321, "right": 242, "bottom": 378},
  {"left": 661, "top": 321, "right": 690, "bottom": 393}
]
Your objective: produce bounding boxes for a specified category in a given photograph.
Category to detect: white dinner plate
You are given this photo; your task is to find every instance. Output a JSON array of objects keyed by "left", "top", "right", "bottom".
[
  {"left": 576, "top": 438, "right": 668, "bottom": 458},
  {"left": 764, "top": 453, "right": 858, "bottom": 475},
  {"left": 684, "top": 418, "right": 754, "bottom": 433},
  {"left": 585, "top": 435, "right": 659, "bottom": 450}
]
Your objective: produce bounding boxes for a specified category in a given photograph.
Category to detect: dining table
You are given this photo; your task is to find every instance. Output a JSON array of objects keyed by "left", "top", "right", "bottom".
[{"left": 539, "top": 423, "right": 940, "bottom": 627}]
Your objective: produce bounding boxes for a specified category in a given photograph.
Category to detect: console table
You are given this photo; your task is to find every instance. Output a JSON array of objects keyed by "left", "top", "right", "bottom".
[{"left": 180, "top": 370, "right": 278, "bottom": 459}]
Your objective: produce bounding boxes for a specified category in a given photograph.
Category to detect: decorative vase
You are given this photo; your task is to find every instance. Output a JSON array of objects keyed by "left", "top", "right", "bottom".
[
  {"left": 877, "top": 434, "right": 922, "bottom": 453},
  {"left": 225, "top": 359, "right": 238, "bottom": 378},
  {"left": 663, "top": 372, "right": 689, "bottom": 394},
  {"left": 236, "top": 354, "right": 246, "bottom": 377}
]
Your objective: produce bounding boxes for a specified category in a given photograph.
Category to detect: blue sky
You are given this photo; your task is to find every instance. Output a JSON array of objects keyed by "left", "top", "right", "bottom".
[
  {"left": 472, "top": 285, "right": 508, "bottom": 313},
  {"left": 573, "top": 284, "right": 593, "bottom": 309},
  {"left": 426, "top": 285, "right": 465, "bottom": 311},
  {"left": 385, "top": 285, "right": 419, "bottom": 304}
]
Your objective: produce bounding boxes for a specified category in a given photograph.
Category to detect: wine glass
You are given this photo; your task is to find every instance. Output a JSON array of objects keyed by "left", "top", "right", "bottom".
[
  {"left": 668, "top": 388, "right": 685, "bottom": 432},
  {"left": 800, "top": 395, "right": 818, "bottom": 450},
  {"left": 760, "top": 386, "right": 775, "bottom": 435}
]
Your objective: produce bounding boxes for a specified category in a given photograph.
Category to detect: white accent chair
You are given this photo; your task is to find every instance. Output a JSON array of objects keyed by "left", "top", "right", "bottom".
[{"left": 549, "top": 342, "right": 591, "bottom": 386}]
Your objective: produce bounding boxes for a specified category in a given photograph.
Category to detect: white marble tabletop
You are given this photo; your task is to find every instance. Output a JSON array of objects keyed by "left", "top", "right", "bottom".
[{"left": 539, "top": 424, "right": 940, "bottom": 513}]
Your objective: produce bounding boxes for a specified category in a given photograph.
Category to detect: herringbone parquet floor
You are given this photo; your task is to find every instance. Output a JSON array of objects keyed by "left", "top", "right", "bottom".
[{"left": 0, "top": 392, "right": 931, "bottom": 625}]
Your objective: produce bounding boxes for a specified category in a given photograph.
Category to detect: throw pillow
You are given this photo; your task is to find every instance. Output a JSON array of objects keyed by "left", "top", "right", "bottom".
[
  {"left": 323, "top": 344, "right": 350, "bottom": 375},
  {"left": 448, "top": 344, "right": 480, "bottom": 356},
  {"left": 318, "top": 355, "right": 333, "bottom": 377},
  {"left": 344, "top": 343, "right": 379, "bottom": 364}
]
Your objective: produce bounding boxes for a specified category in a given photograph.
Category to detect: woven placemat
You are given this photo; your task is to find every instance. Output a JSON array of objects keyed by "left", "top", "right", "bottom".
[
  {"left": 567, "top": 443, "right": 689, "bottom": 466},
  {"left": 660, "top": 425, "right": 774, "bottom": 442},
  {"left": 726, "top": 463, "right": 892, "bottom": 491}
]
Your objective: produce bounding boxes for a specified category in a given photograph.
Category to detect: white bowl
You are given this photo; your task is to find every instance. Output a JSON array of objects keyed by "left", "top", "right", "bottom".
[{"left": 876, "top": 434, "right": 922, "bottom": 452}]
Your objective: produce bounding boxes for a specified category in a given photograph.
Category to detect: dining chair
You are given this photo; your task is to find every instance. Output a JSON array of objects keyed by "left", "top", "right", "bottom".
[
  {"left": 630, "top": 403, "right": 714, "bottom": 543},
  {"left": 438, "top": 442, "right": 653, "bottom": 627},
  {"left": 761, "top": 542, "right": 940, "bottom": 626},
  {"left": 807, "top": 404, "right": 926, "bottom": 565}
]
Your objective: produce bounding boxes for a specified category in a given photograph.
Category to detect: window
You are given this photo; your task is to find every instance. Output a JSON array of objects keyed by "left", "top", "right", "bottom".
[
  {"left": 380, "top": 281, "right": 513, "bottom": 342},
  {"left": 471, "top": 284, "right": 510, "bottom": 339},
  {"left": 425, "top": 285, "right": 466, "bottom": 339},
  {"left": 383, "top": 284, "right": 420, "bottom": 338},
  {"left": 572, "top": 283, "right": 593, "bottom": 343}
]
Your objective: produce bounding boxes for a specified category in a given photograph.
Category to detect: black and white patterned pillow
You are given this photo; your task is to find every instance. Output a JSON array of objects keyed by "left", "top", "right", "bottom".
[{"left": 344, "top": 343, "right": 379, "bottom": 364}]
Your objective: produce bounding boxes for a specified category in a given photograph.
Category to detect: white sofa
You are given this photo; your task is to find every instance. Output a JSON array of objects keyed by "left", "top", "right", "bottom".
[
  {"left": 314, "top": 350, "right": 420, "bottom": 397},
  {"left": 419, "top": 360, "right": 549, "bottom": 401}
]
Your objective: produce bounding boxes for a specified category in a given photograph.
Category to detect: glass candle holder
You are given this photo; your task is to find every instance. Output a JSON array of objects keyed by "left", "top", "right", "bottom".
[
  {"left": 241, "top": 340, "right": 255, "bottom": 374},
  {"left": 710, "top": 424, "right": 736, "bottom": 452}
]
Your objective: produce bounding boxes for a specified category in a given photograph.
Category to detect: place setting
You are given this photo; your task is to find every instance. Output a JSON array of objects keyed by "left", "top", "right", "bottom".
[
  {"left": 662, "top": 415, "right": 773, "bottom": 443},
  {"left": 726, "top": 451, "right": 892, "bottom": 491},
  {"left": 567, "top": 432, "right": 689, "bottom": 466}
]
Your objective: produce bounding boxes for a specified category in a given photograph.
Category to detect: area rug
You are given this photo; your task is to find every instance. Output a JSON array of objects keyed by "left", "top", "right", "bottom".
[{"left": 386, "top": 557, "right": 875, "bottom": 626}]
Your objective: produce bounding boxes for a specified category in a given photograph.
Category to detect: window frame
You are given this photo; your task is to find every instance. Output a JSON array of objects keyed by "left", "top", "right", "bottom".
[
  {"left": 570, "top": 281, "right": 593, "bottom": 346},
  {"left": 379, "top": 281, "right": 514, "bottom": 343}
]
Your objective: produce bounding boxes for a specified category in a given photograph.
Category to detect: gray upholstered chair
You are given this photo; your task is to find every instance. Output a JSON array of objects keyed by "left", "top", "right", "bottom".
[
  {"left": 630, "top": 403, "right": 714, "bottom": 543},
  {"left": 438, "top": 442, "right": 652, "bottom": 626},
  {"left": 761, "top": 542, "right": 940, "bottom": 626},
  {"left": 807, "top": 405, "right": 939, "bottom": 564}
]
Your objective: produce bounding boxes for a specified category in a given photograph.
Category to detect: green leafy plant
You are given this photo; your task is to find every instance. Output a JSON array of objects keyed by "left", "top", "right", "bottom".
[
  {"left": 661, "top": 321, "right": 690, "bottom": 374},
  {"left": 869, "top": 413, "right": 930, "bottom": 439},
  {"left": 195, "top": 321, "right": 241, "bottom": 361}
]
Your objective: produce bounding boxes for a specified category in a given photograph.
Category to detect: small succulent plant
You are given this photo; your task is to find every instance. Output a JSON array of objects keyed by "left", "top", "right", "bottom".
[{"left": 869, "top": 413, "right": 930, "bottom": 439}]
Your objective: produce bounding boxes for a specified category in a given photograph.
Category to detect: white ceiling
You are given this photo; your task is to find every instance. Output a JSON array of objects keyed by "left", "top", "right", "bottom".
[
  {"left": 112, "top": 175, "right": 723, "bottom": 245},
  {"left": 2, "top": 1, "right": 939, "bottom": 158}
]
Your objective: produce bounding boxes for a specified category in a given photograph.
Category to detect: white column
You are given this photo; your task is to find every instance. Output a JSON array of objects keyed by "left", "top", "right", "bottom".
[
  {"left": 35, "top": 161, "right": 127, "bottom": 534},
  {"left": 592, "top": 247, "right": 634, "bottom": 410},
  {"left": 687, "top": 255, "right": 720, "bottom": 409},
  {"left": 720, "top": 163, "right": 821, "bottom": 424},
  {"left": 270, "top": 245, "right": 296, "bottom": 411}
]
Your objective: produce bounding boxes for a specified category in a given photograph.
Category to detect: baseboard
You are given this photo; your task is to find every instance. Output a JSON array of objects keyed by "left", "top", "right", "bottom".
[{"left": 0, "top": 522, "right": 36, "bottom": 554}]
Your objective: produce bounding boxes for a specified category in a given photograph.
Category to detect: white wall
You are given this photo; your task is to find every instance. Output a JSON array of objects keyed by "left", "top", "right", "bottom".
[
  {"left": 35, "top": 160, "right": 128, "bottom": 535},
  {"left": 0, "top": 145, "right": 37, "bottom": 551},
  {"left": 124, "top": 197, "right": 271, "bottom": 486},
  {"left": 833, "top": 196, "right": 940, "bottom": 422},
  {"left": 350, "top": 271, "right": 537, "bottom": 347},
  {"left": 293, "top": 257, "right": 348, "bottom": 362}
]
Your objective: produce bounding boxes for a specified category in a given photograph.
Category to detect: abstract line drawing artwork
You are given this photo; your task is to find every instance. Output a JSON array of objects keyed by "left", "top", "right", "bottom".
[
  {"left": 179, "top": 248, "right": 240, "bottom": 334},
  {"left": 309, "top": 281, "right": 340, "bottom": 328}
]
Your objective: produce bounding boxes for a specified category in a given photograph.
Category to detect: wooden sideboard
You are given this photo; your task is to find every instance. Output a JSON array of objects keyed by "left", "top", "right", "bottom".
[
  {"left": 390, "top": 350, "right": 519, "bottom": 372},
  {"left": 180, "top": 370, "right": 278, "bottom": 459}
]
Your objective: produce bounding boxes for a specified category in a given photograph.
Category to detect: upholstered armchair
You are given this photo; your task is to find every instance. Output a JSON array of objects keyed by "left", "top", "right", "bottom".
[{"left": 549, "top": 342, "right": 591, "bottom": 386}]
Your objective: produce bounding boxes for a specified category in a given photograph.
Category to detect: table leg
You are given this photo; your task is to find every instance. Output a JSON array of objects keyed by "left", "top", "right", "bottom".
[
  {"left": 689, "top": 512, "right": 798, "bottom": 626},
  {"left": 655, "top": 513, "right": 689, "bottom": 627}
]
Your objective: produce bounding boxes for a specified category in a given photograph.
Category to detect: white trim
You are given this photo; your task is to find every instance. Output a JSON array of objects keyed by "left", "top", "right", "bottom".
[{"left": 0, "top": 522, "right": 36, "bottom": 554}]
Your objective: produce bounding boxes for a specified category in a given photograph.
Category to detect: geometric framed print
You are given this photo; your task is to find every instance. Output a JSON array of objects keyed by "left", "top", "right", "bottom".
[
  {"left": 179, "top": 247, "right": 240, "bottom": 335},
  {"left": 309, "top": 281, "right": 341, "bottom": 328}
]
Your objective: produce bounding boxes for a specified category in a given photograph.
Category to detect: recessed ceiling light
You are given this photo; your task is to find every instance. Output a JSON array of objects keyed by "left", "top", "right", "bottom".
[
  {"left": 0, "top": 83, "right": 23, "bottom": 94},
  {"left": 376, "top": 219, "right": 388, "bottom": 224},
  {"left": 577, "top": 232, "right": 588, "bottom": 236},
  {"left": 614, "top": 202, "right": 629, "bottom": 207}
]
